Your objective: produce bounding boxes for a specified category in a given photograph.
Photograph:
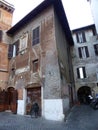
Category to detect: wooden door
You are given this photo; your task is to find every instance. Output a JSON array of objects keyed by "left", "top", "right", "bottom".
[
  {"left": 5, "top": 87, "right": 18, "bottom": 114},
  {"left": 0, "top": 90, "right": 6, "bottom": 111},
  {"left": 10, "top": 90, "right": 18, "bottom": 114},
  {"left": 26, "top": 87, "right": 41, "bottom": 116}
]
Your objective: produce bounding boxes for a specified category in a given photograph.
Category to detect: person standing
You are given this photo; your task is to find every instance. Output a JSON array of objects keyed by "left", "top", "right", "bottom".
[{"left": 30, "top": 102, "right": 39, "bottom": 118}]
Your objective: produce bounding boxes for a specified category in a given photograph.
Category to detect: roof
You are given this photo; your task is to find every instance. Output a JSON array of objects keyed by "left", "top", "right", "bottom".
[
  {"left": 72, "top": 24, "right": 96, "bottom": 33},
  {"left": 0, "top": 0, "right": 14, "bottom": 13},
  {"left": 7, "top": 0, "right": 74, "bottom": 45}
]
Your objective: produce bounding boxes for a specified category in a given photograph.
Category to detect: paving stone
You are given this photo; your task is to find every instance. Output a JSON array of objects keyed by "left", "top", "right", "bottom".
[{"left": 0, "top": 105, "right": 98, "bottom": 130}]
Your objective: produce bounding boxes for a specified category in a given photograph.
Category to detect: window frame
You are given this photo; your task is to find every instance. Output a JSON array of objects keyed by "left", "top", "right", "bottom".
[
  {"left": 8, "top": 40, "right": 19, "bottom": 59},
  {"left": 76, "top": 31, "right": 86, "bottom": 43},
  {"left": 19, "top": 33, "right": 28, "bottom": 52},
  {"left": 77, "top": 67, "right": 86, "bottom": 79},
  {"left": 32, "top": 59, "right": 39, "bottom": 73},
  {"left": 78, "top": 46, "right": 89, "bottom": 59},
  {"left": 32, "top": 26, "right": 40, "bottom": 46},
  {"left": 11, "top": 68, "right": 15, "bottom": 78},
  {"left": 94, "top": 44, "right": 98, "bottom": 56},
  {"left": 0, "top": 30, "right": 2, "bottom": 42},
  {"left": 13, "top": 44, "right": 16, "bottom": 57},
  {"left": 0, "top": 10, "right": 2, "bottom": 19}
]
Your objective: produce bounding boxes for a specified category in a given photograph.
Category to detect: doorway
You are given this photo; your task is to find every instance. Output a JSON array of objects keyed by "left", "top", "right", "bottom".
[
  {"left": 0, "top": 87, "right": 17, "bottom": 113},
  {"left": 26, "top": 87, "right": 41, "bottom": 116},
  {"left": 5, "top": 87, "right": 18, "bottom": 113}
]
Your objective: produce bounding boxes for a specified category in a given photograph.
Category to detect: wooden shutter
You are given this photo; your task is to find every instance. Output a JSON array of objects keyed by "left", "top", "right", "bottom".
[
  {"left": 85, "top": 46, "right": 89, "bottom": 57},
  {"left": 82, "top": 31, "right": 86, "bottom": 42},
  {"left": 94, "top": 44, "right": 98, "bottom": 55},
  {"left": 76, "top": 33, "right": 79, "bottom": 43},
  {"left": 83, "top": 67, "right": 86, "bottom": 78},
  {"left": 10, "top": 90, "right": 18, "bottom": 114},
  {"left": 8, "top": 44, "right": 13, "bottom": 59},
  {"left": 15, "top": 40, "right": 19, "bottom": 56},
  {"left": 78, "top": 48, "right": 82, "bottom": 58},
  {"left": 77, "top": 68, "right": 80, "bottom": 78},
  {"left": 0, "top": 30, "right": 2, "bottom": 42},
  {"left": 92, "top": 28, "right": 96, "bottom": 36}
]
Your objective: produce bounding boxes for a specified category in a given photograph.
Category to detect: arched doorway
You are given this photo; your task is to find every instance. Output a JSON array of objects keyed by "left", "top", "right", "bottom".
[
  {"left": 77, "top": 86, "right": 91, "bottom": 104},
  {"left": 5, "top": 87, "right": 18, "bottom": 113}
]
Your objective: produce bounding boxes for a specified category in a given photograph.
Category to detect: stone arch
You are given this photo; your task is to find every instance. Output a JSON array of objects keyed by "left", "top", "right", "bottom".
[{"left": 77, "top": 86, "right": 91, "bottom": 104}]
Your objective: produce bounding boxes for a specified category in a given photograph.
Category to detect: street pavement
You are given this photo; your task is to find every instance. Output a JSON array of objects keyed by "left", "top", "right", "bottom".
[
  {"left": 0, "top": 105, "right": 98, "bottom": 130},
  {"left": 65, "top": 105, "right": 98, "bottom": 130}
]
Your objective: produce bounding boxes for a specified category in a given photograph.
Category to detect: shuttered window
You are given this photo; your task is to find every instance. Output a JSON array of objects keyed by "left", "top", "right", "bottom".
[
  {"left": 0, "top": 30, "right": 2, "bottom": 42},
  {"left": 94, "top": 44, "right": 98, "bottom": 56},
  {"left": 8, "top": 40, "right": 19, "bottom": 59},
  {"left": 8, "top": 44, "right": 13, "bottom": 59},
  {"left": 32, "top": 26, "right": 40, "bottom": 46},
  {"left": 11, "top": 68, "right": 15, "bottom": 78},
  {"left": 33, "top": 59, "right": 39, "bottom": 73},
  {"left": 76, "top": 31, "right": 86, "bottom": 43},
  {"left": 77, "top": 67, "right": 86, "bottom": 79},
  {"left": 78, "top": 46, "right": 89, "bottom": 58}
]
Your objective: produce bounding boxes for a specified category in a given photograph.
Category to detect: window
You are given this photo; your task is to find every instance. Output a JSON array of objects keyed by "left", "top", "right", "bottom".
[
  {"left": 13, "top": 45, "right": 16, "bottom": 57},
  {"left": 96, "top": 72, "right": 98, "bottom": 80},
  {"left": 94, "top": 44, "right": 98, "bottom": 56},
  {"left": 92, "top": 28, "right": 96, "bottom": 36},
  {"left": 33, "top": 59, "right": 39, "bottom": 73},
  {"left": 77, "top": 67, "right": 86, "bottom": 79},
  {"left": 11, "top": 68, "right": 15, "bottom": 78},
  {"left": 8, "top": 40, "right": 19, "bottom": 59},
  {"left": 76, "top": 31, "right": 86, "bottom": 43},
  {"left": 0, "top": 11, "right": 2, "bottom": 19},
  {"left": 0, "top": 30, "right": 2, "bottom": 42},
  {"left": 32, "top": 26, "right": 40, "bottom": 46},
  {"left": 78, "top": 46, "right": 89, "bottom": 58},
  {"left": 20, "top": 33, "right": 28, "bottom": 52}
]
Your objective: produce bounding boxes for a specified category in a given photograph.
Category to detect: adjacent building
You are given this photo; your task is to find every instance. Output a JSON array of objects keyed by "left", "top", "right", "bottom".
[
  {"left": 87, "top": 0, "right": 98, "bottom": 33},
  {"left": 71, "top": 24, "right": 98, "bottom": 104},
  {"left": 0, "top": 0, "right": 15, "bottom": 112},
  {"left": 0, "top": 1, "right": 14, "bottom": 91},
  {"left": 0, "top": 0, "right": 14, "bottom": 30}
]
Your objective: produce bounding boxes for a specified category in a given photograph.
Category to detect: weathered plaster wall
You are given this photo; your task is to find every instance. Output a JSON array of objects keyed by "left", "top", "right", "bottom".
[
  {"left": 90, "top": 0, "right": 98, "bottom": 33},
  {"left": 72, "top": 28, "right": 98, "bottom": 96},
  {"left": 0, "top": 8, "right": 13, "bottom": 30},
  {"left": 0, "top": 43, "right": 8, "bottom": 89}
]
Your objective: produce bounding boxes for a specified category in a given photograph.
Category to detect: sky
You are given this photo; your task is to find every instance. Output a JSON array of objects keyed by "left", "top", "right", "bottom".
[{"left": 6, "top": 0, "right": 94, "bottom": 30}]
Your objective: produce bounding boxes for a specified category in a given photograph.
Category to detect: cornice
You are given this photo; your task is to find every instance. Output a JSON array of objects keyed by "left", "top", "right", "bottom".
[{"left": 0, "top": 0, "right": 14, "bottom": 13}]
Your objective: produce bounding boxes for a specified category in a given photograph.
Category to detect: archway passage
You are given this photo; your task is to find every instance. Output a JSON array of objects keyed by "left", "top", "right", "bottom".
[{"left": 77, "top": 86, "right": 91, "bottom": 104}]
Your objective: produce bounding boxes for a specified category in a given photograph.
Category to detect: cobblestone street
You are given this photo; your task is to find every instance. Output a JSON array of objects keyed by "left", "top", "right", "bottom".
[
  {"left": 65, "top": 105, "right": 98, "bottom": 130},
  {"left": 0, "top": 105, "right": 98, "bottom": 130}
]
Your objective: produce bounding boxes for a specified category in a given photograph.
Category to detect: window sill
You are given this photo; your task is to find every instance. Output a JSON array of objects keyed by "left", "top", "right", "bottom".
[{"left": 19, "top": 49, "right": 27, "bottom": 55}]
